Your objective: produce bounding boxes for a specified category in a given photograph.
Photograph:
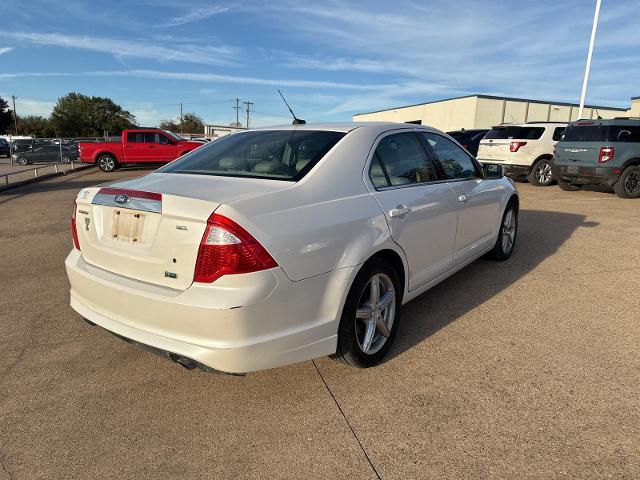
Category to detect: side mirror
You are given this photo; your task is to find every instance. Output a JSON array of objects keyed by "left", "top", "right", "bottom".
[{"left": 483, "top": 163, "right": 504, "bottom": 179}]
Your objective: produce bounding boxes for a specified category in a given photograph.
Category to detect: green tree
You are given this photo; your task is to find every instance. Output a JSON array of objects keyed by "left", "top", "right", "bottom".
[
  {"left": 49, "top": 92, "right": 136, "bottom": 137},
  {"left": 0, "top": 96, "right": 14, "bottom": 134},
  {"left": 18, "top": 115, "right": 54, "bottom": 137},
  {"left": 159, "top": 113, "right": 205, "bottom": 135}
]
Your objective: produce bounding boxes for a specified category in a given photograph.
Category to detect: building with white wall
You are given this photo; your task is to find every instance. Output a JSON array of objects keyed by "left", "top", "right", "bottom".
[
  {"left": 203, "top": 124, "right": 247, "bottom": 139},
  {"left": 353, "top": 94, "right": 635, "bottom": 131}
]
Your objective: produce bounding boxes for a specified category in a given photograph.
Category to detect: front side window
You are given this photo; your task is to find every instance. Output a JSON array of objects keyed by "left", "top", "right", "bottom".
[
  {"left": 369, "top": 132, "right": 437, "bottom": 188},
  {"left": 144, "top": 132, "right": 158, "bottom": 143},
  {"left": 422, "top": 132, "right": 479, "bottom": 180},
  {"left": 159, "top": 130, "right": 345, "bottom": 181}
]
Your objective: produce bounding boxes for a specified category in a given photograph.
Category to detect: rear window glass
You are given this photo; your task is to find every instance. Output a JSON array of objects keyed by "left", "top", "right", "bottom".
[
  {"left": 159, "top": 130, "right": 346, "bottom": 181},
  {"left": 484, "top": 126, "right": 544, "bottom": 140},
  {"left": 563, "top": 124, "right": 640, "bottom": 142}
]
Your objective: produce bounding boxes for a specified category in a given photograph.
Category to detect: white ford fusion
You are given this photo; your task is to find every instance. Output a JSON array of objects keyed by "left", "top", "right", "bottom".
[{"left": 66, "top": 123, "right": 518, "bottom": 373}]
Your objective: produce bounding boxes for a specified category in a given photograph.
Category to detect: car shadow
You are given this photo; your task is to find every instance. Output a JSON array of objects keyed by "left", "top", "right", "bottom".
[{"left": 384, "top": 209, "right": 599, "bottom": 363}]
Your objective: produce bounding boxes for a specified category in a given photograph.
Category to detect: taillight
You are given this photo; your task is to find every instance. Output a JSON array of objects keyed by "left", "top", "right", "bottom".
[
  {"left": 194, "top": 214, "right": 277, "bottom": 283},
  {"left": 510, "top": 141, "right": 527, "bottom": 152},
  {"left": 599, "top": 146, "right": 614, "bottom": 163},
  {"left": 71, "top": 199, "right": 81, "bottom": 250}
]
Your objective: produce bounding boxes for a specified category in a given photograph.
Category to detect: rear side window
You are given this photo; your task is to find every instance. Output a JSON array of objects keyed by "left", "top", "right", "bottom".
[
  {"left": 159, "top": 130, "right": 345, "bottom": 181},
  {"left": 422, "top": 132, "right": 479, "bottom": 180},
  {"left": 127, "top": 132, "right": 144, "bottom": 143},
  {"left": 370, "top": 132, "right": 437, "bottom": 188},
  {"left": 484, "top": 126, "right": 544, "bottom": 140},
  {"left": 552, "top": 127, "right": 565, "bottom": 141}
]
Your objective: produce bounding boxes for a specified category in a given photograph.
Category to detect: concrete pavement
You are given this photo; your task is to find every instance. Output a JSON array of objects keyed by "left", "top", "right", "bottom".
[{"left": 1, "top": 169, "right": 639, "bottom": 479}]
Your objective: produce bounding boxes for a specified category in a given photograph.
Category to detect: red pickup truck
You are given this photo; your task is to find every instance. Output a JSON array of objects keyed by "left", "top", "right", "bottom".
[{"left": 79, "top": 129, "right": 203, "bottom": 172}]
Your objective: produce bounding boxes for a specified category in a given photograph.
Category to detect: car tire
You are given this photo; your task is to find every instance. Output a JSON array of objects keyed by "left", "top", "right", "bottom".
[
  {"left": 613, "top": 165, "right": 640, "bottom": 199},
  {"left": 62, "top": 156, "right": 70, "bottom": 163},
  {"left": 17, "top": 157, "right": 28, "bottom": 166},
  {"left": 97, "top": 154, "right": 117, "bottom": 172},
  {"left": 528, "top": 158, "right": 554, "bottom": 186},
  {"left": 557, "top": 178, "right": 582, "bottom": 191},
  {"left": 334, "top": 258, "right": 402, "bottom": 368},
  {"left": 488, "top": 200, "right": 518, "bottom": 261}
]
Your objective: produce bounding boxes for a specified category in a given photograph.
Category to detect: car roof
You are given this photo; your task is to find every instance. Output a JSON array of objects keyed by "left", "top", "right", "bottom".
[
  {"left": 251, "top": 121, "right": 443, "bottom": 135},
  {"left": 570, "top": 118, "right": 640, "bottom": 125}
]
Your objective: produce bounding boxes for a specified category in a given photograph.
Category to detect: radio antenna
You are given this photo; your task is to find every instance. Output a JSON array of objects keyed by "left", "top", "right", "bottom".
[{"left": 277, "top": 89, "right": 306, "bottom": 125}]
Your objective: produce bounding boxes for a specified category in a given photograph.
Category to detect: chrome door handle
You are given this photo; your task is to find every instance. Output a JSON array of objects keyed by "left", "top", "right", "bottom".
[
  {"left": 389, "top": 206, "right": 412, "bottom": 218},
  {"left": 458, "top": 194, "right": 469, "bottom": 204}
]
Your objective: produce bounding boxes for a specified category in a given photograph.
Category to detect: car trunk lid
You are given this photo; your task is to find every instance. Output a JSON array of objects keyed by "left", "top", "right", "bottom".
[{"left": 75, "top": 173, "right": 290, "bottom": 290}]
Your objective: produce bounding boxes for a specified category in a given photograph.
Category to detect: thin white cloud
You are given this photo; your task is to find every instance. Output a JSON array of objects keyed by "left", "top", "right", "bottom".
[
  {"left": 162, "top": 5, "right": 230, "bottom": 27},
  {"left": 0, "top": 32, "right": 238, "bottom": 67},
  {"left": 0, "top": 47, "right": 13, "bottom": 56}
]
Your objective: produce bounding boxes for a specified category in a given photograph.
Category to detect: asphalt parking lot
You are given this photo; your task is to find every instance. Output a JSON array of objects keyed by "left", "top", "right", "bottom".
[{"left": 1, "top": 168, "right": 639, "bottom": 479}]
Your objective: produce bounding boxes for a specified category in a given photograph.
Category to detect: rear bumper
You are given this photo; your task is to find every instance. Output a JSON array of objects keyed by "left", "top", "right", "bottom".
[
  {"left": 66, "top": 250, "right": 355, "bottom": 373},
  {"left": 477, "top": 159, "right": 530, "bottom": 177},
  {"left": 552, "top": 164, "right": 619, "bottom": 186}
]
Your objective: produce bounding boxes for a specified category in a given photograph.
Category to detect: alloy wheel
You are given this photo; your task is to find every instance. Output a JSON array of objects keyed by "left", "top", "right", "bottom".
[
  {"left": 624, "top": 170, "right": 640, "bottom": 196},
  {"left": 355, "top": 273, "right": 396, "bottom": 355},
  {"left": 535, "top": 163, "right": 552, "bottom": 185},
  {"left": 99, "top": 157, "right": 115, "bottom": 171},
  {"left": 501, "top": 208, "right": 516, "bottom": 254}
]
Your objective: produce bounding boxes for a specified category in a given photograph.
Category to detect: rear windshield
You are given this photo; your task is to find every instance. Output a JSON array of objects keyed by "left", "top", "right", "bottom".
[
  {"left": 562, "top": 124, "right": 640, "bottom": 142},
  {"left": 484, "top": 126, "right": 544, "bottom": 140},
  {"left": 159, "top": 130, "right": 346, "bottom": 181}
]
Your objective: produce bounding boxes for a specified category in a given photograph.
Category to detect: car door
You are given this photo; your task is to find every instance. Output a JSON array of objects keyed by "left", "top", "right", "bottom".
[
  {"left": 366, "top": 131, "right": 458, "bottom": 291},
  {"left": 421, "top": 132, "right": 503, "bottom": 266},
  {"left": 143, "top": 132, "right": 175, "bottom": 162},
  {"left": 125, "top": 132, "right": 146, "bottom": 161}
]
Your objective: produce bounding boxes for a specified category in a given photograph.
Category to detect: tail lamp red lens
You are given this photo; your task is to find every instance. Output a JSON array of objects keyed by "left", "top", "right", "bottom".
[
  {"left": 598, "top": 146, "right": 614, "bottom": 163},
  {"left": 71, "top": 199, "right": 81, "bottom": 250},
  {"left": 194, "top": 214, "right": 277, "bottom": 283},
  {"left": 509, "top": 141, "right": 527, "bottom": 153}
]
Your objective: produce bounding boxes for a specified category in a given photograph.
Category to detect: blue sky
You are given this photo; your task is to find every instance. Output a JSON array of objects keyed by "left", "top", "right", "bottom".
[{"left": 1, "top": 0, "right": 638, "bottom": 128}]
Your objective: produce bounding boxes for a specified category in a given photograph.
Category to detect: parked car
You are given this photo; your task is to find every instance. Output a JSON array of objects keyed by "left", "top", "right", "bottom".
[
  {"left": 477, "top": 122, "right": 566, "bottom": 186},
  {"left": 553, "top": 118, "right": 640, "bottom": 198},
  {"left": 11, "top": 139, "right": 37, "bottom": 154},
  {"left": 12, "top": 145, "right": 78, "bottom": 165},
  {"left": 447, "top": 129, "right": 489, "bottom": 156},
  {"left": 78, "top": 129, "right": 204, "bottom": 172},
  {"left": 66, "top": 123, "right": 519, "bottom": 373},
  {"left": 0, "top": 138, "right": 9, "bottom": 157}
]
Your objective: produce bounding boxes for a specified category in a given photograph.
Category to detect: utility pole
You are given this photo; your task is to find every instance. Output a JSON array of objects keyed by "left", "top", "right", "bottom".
[
  {"left": 234, "top": 98, "right": 241, "bottom": 127},
  {"left": 578, "top": 0, "right": 601, "bottom": 119},
  {"left": 179, "top": 102, "right": 183, "bottom": 135},
  {"left": 11, "top": 95, "right": 18, "bottom": 135},
  {"left": 243, "top": 101, "right": 253, "bottom": 129}
]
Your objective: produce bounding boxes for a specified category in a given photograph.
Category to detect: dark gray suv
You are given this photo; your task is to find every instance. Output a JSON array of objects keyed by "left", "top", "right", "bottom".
[{"left": 552, "top": 119, "right": 640, "bottom": 199}]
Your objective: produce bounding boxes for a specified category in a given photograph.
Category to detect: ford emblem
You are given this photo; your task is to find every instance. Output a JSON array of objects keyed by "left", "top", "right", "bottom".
[{"left": 114, "top": 194, "right": 130, "bottom": 204}]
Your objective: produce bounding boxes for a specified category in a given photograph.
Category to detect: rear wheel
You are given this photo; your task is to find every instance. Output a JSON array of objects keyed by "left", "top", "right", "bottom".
[
  {"left": 614, "top": 165, "right": 640, "bottom": 199},
  {"left": 557, "top": 178, "right": 582, "bottom": 191},
  {"left": 528, "top": 158, "right": 554, "bottom": 186},
  {"left": 97, "top": 154, "right": 117, "bottom": 172},
  {"left": 488, "top": 201, "right": 518, "bottom": 261},
  {"left": 334, "top": 258, "right": 401, "bottom": 368}
]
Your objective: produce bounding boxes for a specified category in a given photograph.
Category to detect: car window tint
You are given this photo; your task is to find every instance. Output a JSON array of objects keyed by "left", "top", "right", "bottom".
[
  {"left": 159, "top": 130, "right": 345, "bottom": 181},
  {"left": 144, "top": 132, "right": 159, "bottom": 143},
  {"left": 552, "top": 127, "right": 565, "bottom": 141},
  {"left": 484, "top": 126, "right": 544, "bottom": 140},
  {"left": 370, "top": 133, "right": 437, "bottom": 187},
  {"left": 422, "top": 132, "right": 478, "bottom": 180},
  {"left": 158, "top": 134, "right": 170, "bottom": 145},
  {"left": 127, "top": 132, "right": 144, "bottom": 143}
]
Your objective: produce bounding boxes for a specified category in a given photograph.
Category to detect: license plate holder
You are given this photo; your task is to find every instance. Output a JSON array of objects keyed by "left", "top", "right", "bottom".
[{"left": 112, "top": 209, "right": 145, "bottom": 244}]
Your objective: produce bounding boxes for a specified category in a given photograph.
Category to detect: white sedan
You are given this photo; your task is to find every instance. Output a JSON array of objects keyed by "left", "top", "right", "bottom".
[{"left": 66, "top": 123, "right": 518, "bottom": 373}]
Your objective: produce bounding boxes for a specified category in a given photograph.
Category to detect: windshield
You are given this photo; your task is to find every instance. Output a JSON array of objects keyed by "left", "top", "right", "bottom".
[
  {"left": 159, "top": 129, "right": 346, "bottom": 181},
  {"left": 163, "top": 130, "right": 182, "bottom": 141},
  {"left": 484, "top": 126, "right": 544, "bottom": 140}
]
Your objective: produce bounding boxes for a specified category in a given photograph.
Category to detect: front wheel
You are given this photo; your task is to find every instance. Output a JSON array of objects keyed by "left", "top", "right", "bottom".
[
  {"left": 528, "top": 159, "right": 554, "bottom": 186},
  {"left": 17, "top": 157, "right": 28, "bottom": 166},
  {"left": 613, "top": 165, "right": 640, "bottom": 199},
  {"left": 97, "top": 155, "right": 117, "bottom": 172},
  {"left": 488, "top": 202, "right": 518, "bottom": 261},
  {"left": 334, "top": 258, "right": 401, "bottom": 368}
]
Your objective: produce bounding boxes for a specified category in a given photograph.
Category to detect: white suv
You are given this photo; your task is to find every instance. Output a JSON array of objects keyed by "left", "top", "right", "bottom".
[{"left": 477, "top": 122, "right": 566, "bottom": 186}]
